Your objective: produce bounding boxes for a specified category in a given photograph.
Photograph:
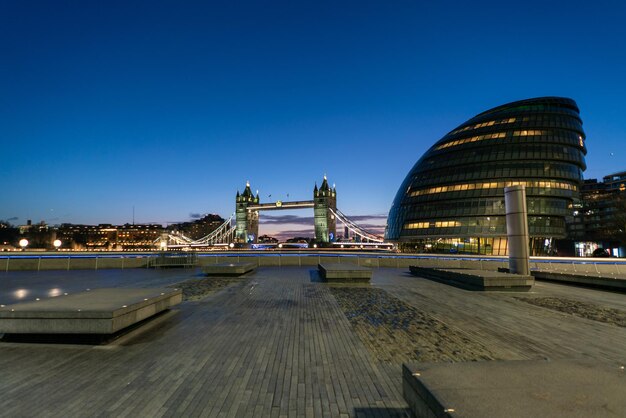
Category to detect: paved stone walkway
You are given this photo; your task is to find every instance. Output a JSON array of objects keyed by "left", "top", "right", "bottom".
[
  {"left": 374, "top": 269, "right": 626, "bottom": 362},
  {"left": 0, "top": 268, "right": 408, "bottom": 417},
  {"left": 1, "top": 267, "right": 625, "bottom": 417}
]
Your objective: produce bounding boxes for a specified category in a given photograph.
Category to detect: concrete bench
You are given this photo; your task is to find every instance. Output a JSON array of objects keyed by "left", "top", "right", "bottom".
[
  {"left": 318, "top": 263, "right": 372, "bottom": 283},
  {"left": 403, "top": 360, "right": 626, "bottom": 418},
  {"left": 0, "top": 288, "right": 182, "bottom": 334},
  {"left": 481, "top": 260, "right": 507, "bottom": 271},
  {"left": 409, "top": 266, "right": 533, "bottom": 291},
  {"left": 412, "top": 258, "right": 462, "bottom": 269},
  {"left": 532, "top": 270, "right": 626, "bottom": 291},
  {"left": 202, "top": 262, "right": 256, "bottom": 276}
]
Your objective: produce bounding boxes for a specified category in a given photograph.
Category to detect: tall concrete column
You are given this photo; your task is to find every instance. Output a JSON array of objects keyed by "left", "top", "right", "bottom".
[{"left": 504, "top": 185, "right": 530, "bottom": 275}]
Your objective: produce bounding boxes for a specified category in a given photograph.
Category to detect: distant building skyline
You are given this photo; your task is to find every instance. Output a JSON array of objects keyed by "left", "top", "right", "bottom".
[{"left": 2, "top": 208, "right": 388, "bottom": 243}]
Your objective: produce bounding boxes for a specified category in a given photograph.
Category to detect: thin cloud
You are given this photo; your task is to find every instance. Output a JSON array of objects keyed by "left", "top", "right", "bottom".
[
  {"left": 189, "top": 213, "right": 203, "bottom": 219},
  {"left": 273, "top": 229, "right": 314, "bottom": 241},
  {"left": 354, "top": 223, "right": 386, "bottom": 231},
  {"left": 348, "top": 222, "right": 386, "bottom": 230},
  {"left": 338, "top": 225, "right": 386, "bottom": 236},
  {"left": 340, "top": 214, "right": 387, "bottom": 221}
]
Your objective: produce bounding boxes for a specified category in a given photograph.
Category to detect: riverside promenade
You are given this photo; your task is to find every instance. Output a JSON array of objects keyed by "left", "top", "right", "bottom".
[{"left": 1, "top": 267, "right": 625, "bottom": 417}]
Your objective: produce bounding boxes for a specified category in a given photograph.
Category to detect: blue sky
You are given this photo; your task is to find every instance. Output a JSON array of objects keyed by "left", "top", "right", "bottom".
[{"left": 2, "top": 1, "right": 626, "bottom": 238}]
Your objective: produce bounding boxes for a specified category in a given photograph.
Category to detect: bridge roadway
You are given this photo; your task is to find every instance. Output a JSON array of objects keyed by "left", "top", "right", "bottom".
[
  {"left": 248, "top": 200, "right": 314, "bottom": 211},
  {"left": 0, "top": 266, "right": 625, "bottom": 417}
]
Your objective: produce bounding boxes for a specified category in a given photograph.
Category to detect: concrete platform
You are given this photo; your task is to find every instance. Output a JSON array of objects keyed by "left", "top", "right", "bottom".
[
  {"left": 403, "top": 359, "right": 626, "bottom": 418},
  {"left": 0, "top": 288, "right": 182, "bottom": 334},
  {"left": 409, "top": 266, "right": 533, "bottom": 291},
  {"left": 201, "top": 262, "right": 256, "bottom": 276},
  {"left": 318, "top": 263, "right": 372, "bottom": 283}
]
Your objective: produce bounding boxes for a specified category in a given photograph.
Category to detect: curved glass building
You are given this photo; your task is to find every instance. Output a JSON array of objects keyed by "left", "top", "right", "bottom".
[{"left": 386, "top": 97, "right": 586, "bottom": 255}]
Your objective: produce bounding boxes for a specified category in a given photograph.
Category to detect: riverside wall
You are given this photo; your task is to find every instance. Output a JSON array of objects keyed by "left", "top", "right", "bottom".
[
  {"left": 0, "top": 251, "right": 512, "bottom": 272},
  {"left": 3, "top": 251, "right": 625, "bottom": 273}
]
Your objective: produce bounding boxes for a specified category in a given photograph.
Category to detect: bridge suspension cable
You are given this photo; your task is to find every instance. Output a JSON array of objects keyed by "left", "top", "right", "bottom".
[
  {"left": 329, "top": 208, "right": 385, "bottom": 243},
  {"left": 166, "top": 231, "right": 194, "bottom": 245},
  {"left": 160, "top": 214, "right": 236, "bottom": 247},
  {"left": 190, "top": 214, "right": 236, "bottom": 245}
]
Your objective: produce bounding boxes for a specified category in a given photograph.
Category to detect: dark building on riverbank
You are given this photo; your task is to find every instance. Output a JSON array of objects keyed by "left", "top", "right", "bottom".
[
  {"left": 570, "top": 171, "right": 626, "bottom": 257},
  {"left": 167, "top": 214, "right": 224, "bottom": 240},
  {"left": 386, "top": 97, "right": 587, "bottom": 255},
  {"left": 56, "top": 223, "right": 162, "bottom": 250}
]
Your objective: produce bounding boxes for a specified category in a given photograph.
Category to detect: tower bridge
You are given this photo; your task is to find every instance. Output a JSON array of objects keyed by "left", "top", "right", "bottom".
[
  {"left": 161, "top": 176, "right": 386, "bottom": 248},
  {"left": 236, "top": 176, "right": 338, "bottom": 244}
]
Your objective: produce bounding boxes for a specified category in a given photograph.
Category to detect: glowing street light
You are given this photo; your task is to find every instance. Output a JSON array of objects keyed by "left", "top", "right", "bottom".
[
  {"left": 19, "top": 238, "right": 29, "bottom": 251},
  {"left": 53, "top": 239, "right": 62, "bottom": 250}
]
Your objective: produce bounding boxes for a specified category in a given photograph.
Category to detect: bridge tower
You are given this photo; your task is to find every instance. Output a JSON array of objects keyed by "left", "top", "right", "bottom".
[
  {"left": 314, "top": 176, "right": 337, "bottom": 243},
  {"left": 235, "top": 181, "right": 259, "bottom": 243}
]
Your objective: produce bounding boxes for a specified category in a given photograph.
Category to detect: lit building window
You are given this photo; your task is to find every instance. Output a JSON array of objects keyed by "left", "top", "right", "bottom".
[
  {"left": 436, "top": 129, "right": 549, "bottom": 151},
  {"left": 434, "top": 221, "right": 461, "bottom": 228},
  {"left": 448, "top": 117, "right": 516, "bottom": 136},
  {"left": 408, "top": 180, "right": 576, "bottom": 197},
  {"left": 436, "top": 132, "right": 508, "bottom": 150},
  {"left": 405, "top": 222, "right": 430, "bottom": 229}
]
